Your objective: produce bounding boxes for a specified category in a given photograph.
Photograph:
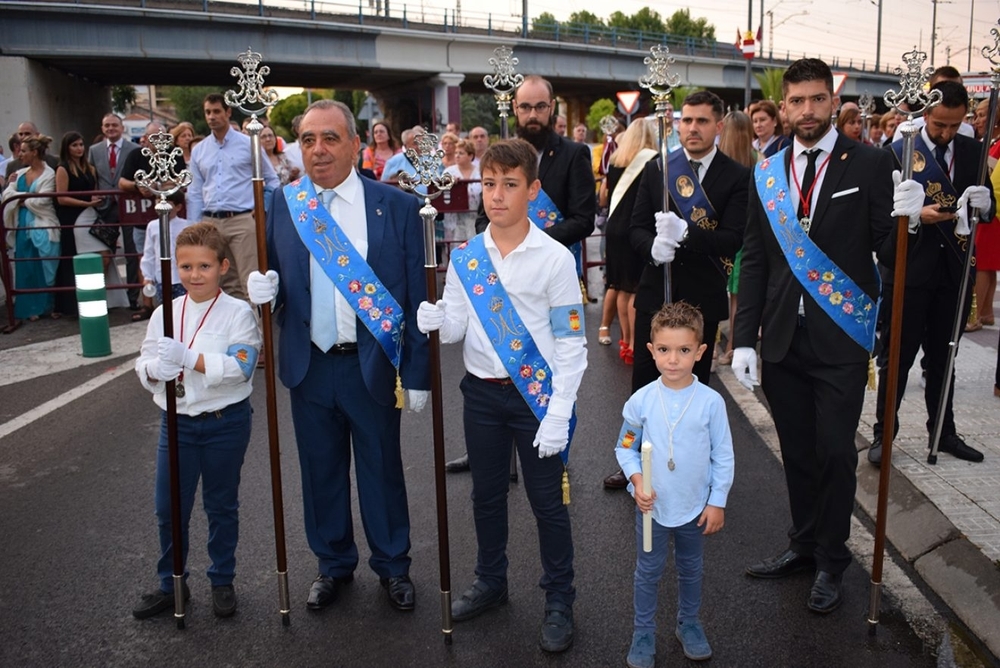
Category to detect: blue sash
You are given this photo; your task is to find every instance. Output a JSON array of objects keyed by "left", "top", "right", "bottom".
[
  {"left": 284, "top": 176, "right": 405, "bottom": 370},
  {"left": 451, "top": 234, "right": 579, "bottom": 469},
  {"left": 665, "top": 152, "right": 734, "bottom": 277},
  {"left": 890, "top": 138, "right": 968, "bottom": 259},
  {"left": 755, "top": 150, "right": 880, "bottom": 353},
  {"left": 529, "top": 188, "right": 583, "bottom": 277}
]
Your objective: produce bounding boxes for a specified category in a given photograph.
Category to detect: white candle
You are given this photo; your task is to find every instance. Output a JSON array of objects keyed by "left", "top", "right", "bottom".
[{"left": 641, "top": 441, "right": 653, "bottom": 553}]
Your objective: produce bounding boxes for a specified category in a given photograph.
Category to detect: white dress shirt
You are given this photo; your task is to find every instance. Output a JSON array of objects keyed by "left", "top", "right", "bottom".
[
  {"left": 437, "top": 223, "right": 588, "bottom": 413},
  {"left": 789, "top": 127, "right": 839, "bottom": 219},
  {"left": 683, "top": 146, "right": 717, "bottom": 182}
]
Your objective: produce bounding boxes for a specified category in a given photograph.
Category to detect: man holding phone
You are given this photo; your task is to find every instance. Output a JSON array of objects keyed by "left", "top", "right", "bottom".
[{"left": 869, "top": 80, "right": 996, "bottom": 466}]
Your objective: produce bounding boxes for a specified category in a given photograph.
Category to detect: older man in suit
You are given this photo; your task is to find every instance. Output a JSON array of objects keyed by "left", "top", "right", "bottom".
[
  {"left": 601, "top": 90, "right": 749, "bottom": 490},
  {"left": 732, "top": 59, "right": 896, "bottom": 614},
  {"left": 868, "top": 80, "right": 995, "bottom": 466},
  {"left": 89, "top": 113, "right": 138, "bottom": 306},
  {"left": 248, "top": 100, "right": 429, "bottom": 613}
]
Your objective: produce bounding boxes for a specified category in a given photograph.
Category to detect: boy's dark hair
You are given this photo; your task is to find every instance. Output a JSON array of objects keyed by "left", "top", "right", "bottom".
[
  {"left": 479, "top": 138, "right": 539, "bottom": 183},
  {"left": 176, "top": 221, "right": 227, "bottom": 262},
  {"left": 783, "top": 58, "right": 834, "bottom": 96},
  {"left": 683, "top": 90, "right": 725, "bottom": 120},
  {"left": 166, "top": 189, "right": 186, "bottom": 206},
  {"left": 650, "top": 301, "right": 704, "bottom": 344},
  {"left": 929, "top": 80, "right": 969, "bottom": 111},
  {"left": 930, "top": 65, "right": 962, "bottom": 84},
  {"left": 203, "top": 92, "right": 227, "bottom": 108}
]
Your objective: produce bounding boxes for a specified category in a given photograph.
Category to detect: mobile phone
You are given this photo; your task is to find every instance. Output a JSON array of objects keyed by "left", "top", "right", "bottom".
[{"left": 937, "top": 204, "right": 958, "bottom": 214}]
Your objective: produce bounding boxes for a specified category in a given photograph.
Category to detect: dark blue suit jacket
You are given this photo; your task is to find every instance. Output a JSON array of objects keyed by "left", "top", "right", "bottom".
[{"left": 266, "top": 174, "right": 430, "bottom": 405}]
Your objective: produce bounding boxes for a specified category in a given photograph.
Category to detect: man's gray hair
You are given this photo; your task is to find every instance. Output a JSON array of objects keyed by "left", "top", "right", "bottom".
[{"left": 303, "top": 99, "right": 357, "bottom": 140}]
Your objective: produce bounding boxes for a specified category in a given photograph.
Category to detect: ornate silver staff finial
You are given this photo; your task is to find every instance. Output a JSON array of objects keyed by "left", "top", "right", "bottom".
[
  {"left": 639, "top": 45, "right": 683, "bottom": 102},
  {"left": 483, "top": 45, "right": 524, "bottom": 98},
  {"left": 884, "top": 47, "right": 942, "bottom": 119},
  {"left": 859, "top": 93, "right": 874, "bottom": 116},
  {"left": 599, "top": 115, "right": 619, "bottom": 138},
  {"left": 225, "top": 47, "right": 279, "bottom": 135},
  {"left": 983, "top": 20, "right": 1000, "bottom": 86},
  {"left": 135, "top": 132, "right": 192, "bottom": 198},
  {"left": 398, "top": 133, "right": 456, "bottom": 200}
]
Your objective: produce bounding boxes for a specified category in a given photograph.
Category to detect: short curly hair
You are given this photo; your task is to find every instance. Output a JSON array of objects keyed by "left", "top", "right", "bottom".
[{"left": 649, "top": 301, "right": 704, "bottom": 344}]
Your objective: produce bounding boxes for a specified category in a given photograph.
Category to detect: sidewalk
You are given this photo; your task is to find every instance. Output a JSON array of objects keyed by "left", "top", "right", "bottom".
[{"left": 718, "top": 319, "right": 1000, "bottom": 662}]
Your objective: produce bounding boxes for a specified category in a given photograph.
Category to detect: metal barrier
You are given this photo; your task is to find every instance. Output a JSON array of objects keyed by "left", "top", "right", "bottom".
[{"left": 0, "top": 189, "right": 149, "bottom": 332}]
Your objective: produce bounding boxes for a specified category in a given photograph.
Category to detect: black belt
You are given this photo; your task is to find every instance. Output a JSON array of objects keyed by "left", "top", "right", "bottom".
[
  {"left": 472, "top": 374, "right": 514, "bottom": 386},
  {"left": 203, "top": 209, "right": 252, "bottom": 218},
  {"left": 186, "top": 397, "right": 250, "bottom": 420},
  {"left": 313, "top": 342, "right": 359, "bottom": 355}
]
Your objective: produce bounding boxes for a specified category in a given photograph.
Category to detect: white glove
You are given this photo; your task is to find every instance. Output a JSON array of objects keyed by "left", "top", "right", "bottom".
[
  {"left": 158, "top": 336, "right": 199, "bottom": 369},
  {"left": 417, "top": 300, "right": 446, "bottom": 334},
  {"left": 533, "top": 413, "right": 570, "bottom": 458},
  {"left": 654, "top": 211, "right": 688, "bottom": 244},
  {"left": 963, "top": 185, "right": 991, "bottom": 212},
  {"left": 731, "top": 346, "right": 759, "bottom": 391},
  {"left": 406, "top": 389, "right": 429, "bottom": 413},
  {"left": 891, "top": 170, "right": 924, "bottom": 232},
  {"left": 247, "top": 270, "right": 279, "bottom": 306},
  {"left": 650, "top": 235, "right": 678, "bottom": 265},
  {"left": 954, "top": 201, "right": 971, "bottom": 235},
  {"left": 146, "top": 359, "right": 181, "bottom": 382}
]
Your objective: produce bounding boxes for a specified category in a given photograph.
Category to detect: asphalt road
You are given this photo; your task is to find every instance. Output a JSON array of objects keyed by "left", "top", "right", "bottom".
[{"left": 0, "top": 302, "right": 940, "bottom": 667}]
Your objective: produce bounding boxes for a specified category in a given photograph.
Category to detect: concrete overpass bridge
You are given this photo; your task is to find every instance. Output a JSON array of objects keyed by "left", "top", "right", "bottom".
[{"left": 0, "top": 0, "right": 897, "bottom": 140}]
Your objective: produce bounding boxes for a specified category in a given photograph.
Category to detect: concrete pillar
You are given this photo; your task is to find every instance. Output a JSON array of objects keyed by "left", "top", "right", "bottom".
[
  {"left": 0, "top": 56, "right": 110, "bottom": 149},
  {"left": 430, "top": 73, "right": 464, "bottom": 133}
]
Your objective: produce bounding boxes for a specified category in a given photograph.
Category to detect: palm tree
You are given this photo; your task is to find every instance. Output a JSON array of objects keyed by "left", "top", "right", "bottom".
[{"left": 754, "top": 68, "right": 786, "bottom": 103}]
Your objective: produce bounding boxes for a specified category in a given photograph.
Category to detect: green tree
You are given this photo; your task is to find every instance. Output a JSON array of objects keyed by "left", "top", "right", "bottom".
[
  {"left": 664, "top": 8, "right": 715, "bottom": 40},
  {"left": 567, "top": 10, "right": 604, "bottom": 29},
  {"left": 608, "top": 7, "right": 665, "bottom": 34},
  {"left": 670, "top": 85, "right": 705, "bottom": 109},
  {"left": 531, "top": 11, "right": 559, "bottom": 38},
  {"left": 754, "top": 68, "right": 786, "bottom": 103},
  {"left": 269, "top": 92, "right": 311, "bottom": 137},
  {"left": 586, "top": 99, "right": 617, "bottom": 133},
  {"left": 111, "top": 85, "right": 137, "bottom": 114},
  {"left": 461, "top": 93, "right": 503, "bottom": 136}
]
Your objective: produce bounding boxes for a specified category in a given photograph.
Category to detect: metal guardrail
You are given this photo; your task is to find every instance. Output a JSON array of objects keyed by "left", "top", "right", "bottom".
[
  {"left": 23, "top": 0, "right": 894, "bottom": 74},
  {"left": 1, "top": 189, "right": 144, "bottom": 331}
]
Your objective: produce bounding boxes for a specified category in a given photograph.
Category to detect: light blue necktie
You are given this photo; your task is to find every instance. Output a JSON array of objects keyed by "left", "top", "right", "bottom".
[{"left": 310, "top": 190, "right": 338, "bottom": 351}]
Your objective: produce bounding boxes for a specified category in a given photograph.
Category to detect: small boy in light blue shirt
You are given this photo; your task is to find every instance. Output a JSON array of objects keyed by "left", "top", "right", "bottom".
[{"left": 615, "top": 302, "right": 735, "bottom": 667}]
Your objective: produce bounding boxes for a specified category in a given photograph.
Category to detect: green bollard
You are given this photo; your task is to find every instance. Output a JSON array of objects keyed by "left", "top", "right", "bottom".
[{"left": 73, "top": 253, "right": 112, "bottom": 358}]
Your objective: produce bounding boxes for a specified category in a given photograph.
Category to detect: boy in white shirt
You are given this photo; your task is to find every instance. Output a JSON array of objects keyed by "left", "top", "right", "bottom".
[{"left": 136, "top": 190, "right": 191, "bottom": 319}]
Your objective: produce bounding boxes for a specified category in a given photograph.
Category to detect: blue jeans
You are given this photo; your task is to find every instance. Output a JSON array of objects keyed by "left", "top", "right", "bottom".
[
  {"left": 155, "top": 398, "right": 251, "bottom": 592},
  {"left": 461, "top": 374, "right": 575, "bottom": 606},
  {"left": 633, "top": 509, "right": 703, "bottom": 631}
]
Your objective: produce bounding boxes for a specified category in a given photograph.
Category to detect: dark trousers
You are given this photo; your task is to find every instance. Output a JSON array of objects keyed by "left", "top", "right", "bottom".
[
  {"left": 460, "top": 374, "right": 575, "bottom": 606},
  {"left": 761, "top": 326, "right": 866, "bottom": 575},
  {"left": 289, "top": 347, "right": 411, "bottom": 579},
  {"left": 874, "top": 275, "right": 970, "bottom": 441},
  {"left": 120, "top": 220, "right": 139, "bottom": 306},
  {"left": 632, "top": 306, "right": 718, "bottom": 392},
  {"left": 155, "top": 398, "right": 251, "bottom": 591}
]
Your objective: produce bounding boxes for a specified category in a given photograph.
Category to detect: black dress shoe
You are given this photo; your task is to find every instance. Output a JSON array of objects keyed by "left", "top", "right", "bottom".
[
  {"left": 807, "top": 571, "right": 843, "bottom": 613},
  {"left": 867, "top": 438, "right": 883, "bottom": 467},
  {"left": 451, "top": 579, "right": 508, "bottom": 622},
  {"left": 212, "top": 584, "right": 237, "bottom": 618},
  {"left": 603, "top": 469, "right": 628, "bottom": 490},
  {"left": 745, "top": 549, "right": 816, "bottom": 579},
  {"left": 936, "top": 434, "right": 984, "bottom": 463},
  {"left": 445, "top": 453, "right": 470, "bottom": 473},
  {"left": 539, "top": 602, "right": 574, "bottom": 653},
  {"left": 380, "top": 575, "right": 415, "bottom": 611},
  {"left": 306, "top": 573, "right": 354, "bottom": 610},
  {"left": 132, "top": 581, "right": 191, "bottom": 619}
]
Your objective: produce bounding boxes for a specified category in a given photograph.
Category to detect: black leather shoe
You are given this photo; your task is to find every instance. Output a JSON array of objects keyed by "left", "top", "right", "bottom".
[
  {"left": 745, "top": 549, "right": 815, "bottom": 579},
  {"left": 867, "top": 438, "right": 883, "bottom": 467},
  {"left": 132, "top": 582, "right": 190, "bottom": 619},
  {"left": 451, "top": 579, "right": 508, "bottom": 622},
  {"left": 807, "top": 571, "right": 843, "bottom": 614},
  {"left": 445, "top": 453, "right": 470, "bottom": 473},
  {"left": 603, "top": 469, "right": 628, "bottom": 490},
  {"left": 212, "top": 584, "right": 237, "bottom": 618},
  {"left": 539, "top": 602, "right": 574, "bottom": 653},
  {"left": 306, "top": 573, "right": 354, "bottom": 610},
  {"left": 380, "top": 575, "right": 415, "bottom": 611},
  {"left": 937, "top": 434, "right": 984, "bottom": 463}
]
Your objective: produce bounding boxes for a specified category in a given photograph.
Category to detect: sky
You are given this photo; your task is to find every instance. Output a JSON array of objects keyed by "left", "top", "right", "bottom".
[{"left": 454, "top": 0, "right": 1000, "bottom": 73}]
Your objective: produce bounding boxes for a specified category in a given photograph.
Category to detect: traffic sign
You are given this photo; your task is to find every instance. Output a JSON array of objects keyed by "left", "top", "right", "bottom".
[{"left": 616, "top": 90, "right": 641, "bottom": 116}]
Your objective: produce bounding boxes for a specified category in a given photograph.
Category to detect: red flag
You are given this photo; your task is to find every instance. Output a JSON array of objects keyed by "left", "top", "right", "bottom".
[
  {"left": 756, "top": 24, "right": 763, "bottom": 43},
  {"left": 736, "top": 28, "right": 742, "bottom": 52}
]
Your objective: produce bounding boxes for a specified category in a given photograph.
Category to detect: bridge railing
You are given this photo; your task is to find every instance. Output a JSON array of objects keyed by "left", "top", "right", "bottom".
[{"left": 39, "top": 0, "right": 894, "bottom": 74}]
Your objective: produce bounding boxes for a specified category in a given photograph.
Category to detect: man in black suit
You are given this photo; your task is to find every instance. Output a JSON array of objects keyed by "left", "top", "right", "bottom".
[
  {"left": 868, "top": 80, "right": 994, "bottom": 466},
  {"left": 447, "top": 75, "right": 595, "bottom": 473},
  {"left": 601, "top": 90, "right": 749, "bottom": 489},
  {"left": 731, "top": 59, "right": 895, "bottom": 613}
]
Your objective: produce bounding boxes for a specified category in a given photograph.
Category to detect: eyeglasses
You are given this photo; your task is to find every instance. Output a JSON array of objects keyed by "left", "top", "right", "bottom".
[{"left": 516, "top": 102, "right": 551, "bottom": 114}]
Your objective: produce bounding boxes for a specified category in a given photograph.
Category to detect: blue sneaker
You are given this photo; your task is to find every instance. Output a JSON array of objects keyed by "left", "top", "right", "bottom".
[
  {"left": 626, "top": 630, "right": 656, "bottom": 668},
  {"left": 675, "top": 620, "right": 712, "bottom": 661}
]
